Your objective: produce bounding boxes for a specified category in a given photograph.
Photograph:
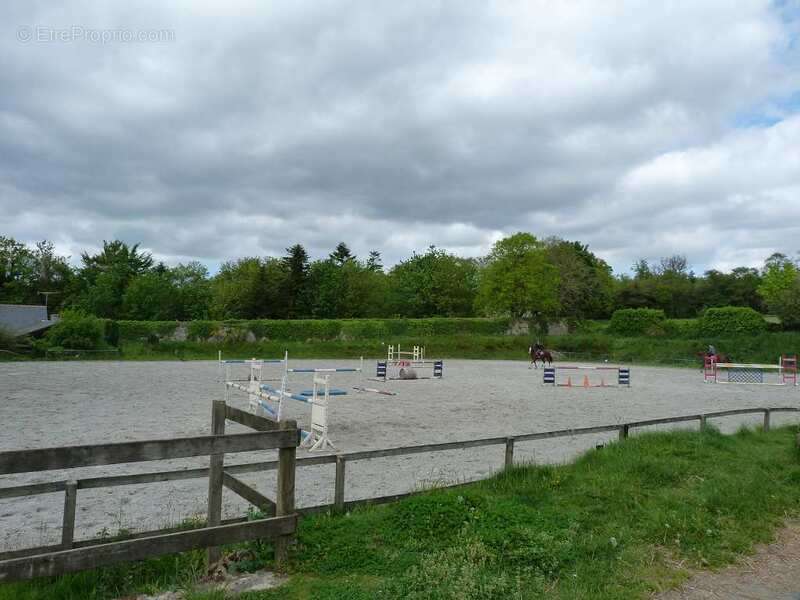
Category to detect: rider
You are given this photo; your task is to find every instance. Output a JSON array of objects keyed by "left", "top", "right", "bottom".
[
  {"left": 533, "top": 340, "right": 544, "bottom": 354},
  {"left": 706, "top": 344, "right": 717, "bottom": 358}
]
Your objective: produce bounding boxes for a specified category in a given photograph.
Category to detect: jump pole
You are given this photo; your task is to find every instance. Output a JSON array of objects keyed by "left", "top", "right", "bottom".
[
  {"left": 706, "top": 355, "right": 798, "bottom": 386},
  {"left": 543, "top": 365, "right": 630, "bottom": 387}
]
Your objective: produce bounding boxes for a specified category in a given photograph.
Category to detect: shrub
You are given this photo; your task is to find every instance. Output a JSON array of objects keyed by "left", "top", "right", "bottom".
[
  {"left": 46, "top": 310, "right": 105, "bottom": 349},
  {"left": 116, "top": 320, "right": 179, "bottom": 342},
  {"left": 103, "top": 319, "right": 120, "bottom": 347},
  {"left": 0, "top": 325, "right": 17, "bottom": 351},
  {"left": 698, "top": 307, "right": 767, "bottom": 337},
  {"left": 608, "top": 309, "right": 667, "bottom": 336},
  {"left": 663, "top": 319, "right": 700, "bottom": 338},
  {"left": 187, "top": 320, "right": 217, "bottom": 341}
]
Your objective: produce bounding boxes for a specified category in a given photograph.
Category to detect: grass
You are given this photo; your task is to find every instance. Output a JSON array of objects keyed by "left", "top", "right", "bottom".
[
  {"left": 5, "top": 327, "right": 799, "bottom": 369},
  {"left": 4, "top": 426, "right": 800, "bottom": 599}
]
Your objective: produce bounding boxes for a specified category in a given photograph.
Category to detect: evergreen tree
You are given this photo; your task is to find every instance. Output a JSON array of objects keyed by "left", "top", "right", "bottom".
[{"left": 281, "top": 244, "right": 311, "bottom": 318}]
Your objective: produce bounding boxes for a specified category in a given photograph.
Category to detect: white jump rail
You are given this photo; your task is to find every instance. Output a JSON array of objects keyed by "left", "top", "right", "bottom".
[{"left": 704, "top": 355, "right": 798, "bottom": 386}]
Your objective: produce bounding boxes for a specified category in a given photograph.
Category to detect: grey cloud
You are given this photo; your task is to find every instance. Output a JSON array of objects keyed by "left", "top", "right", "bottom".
[{"left": 1, "top": 0, "right": 798, "bottom": 273}]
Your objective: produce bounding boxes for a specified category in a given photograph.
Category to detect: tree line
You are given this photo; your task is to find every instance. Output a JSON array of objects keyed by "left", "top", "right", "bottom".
[{"left": 1, "top": 234, "right": 798, "bottom": 328}]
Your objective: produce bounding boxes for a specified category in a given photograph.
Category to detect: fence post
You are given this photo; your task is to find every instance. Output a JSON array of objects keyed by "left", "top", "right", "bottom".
[
  {"left": 334, "top": 456, "right": 346, "bottom": 513},
  {"left": 504, "top": 438, "right": 515, "bottom": 469},
  {"left": 619, "top": 425, "right": 629, "bottom": 440},
  {"left": 207, "top": 400, "right": 226, "bottom": 566},
  {"left": 763, "top": 409, "right": 771, "bottom": 432},
  {"left": 275, "top": 419, "right": 297, "bottom": 570},
  {"left": 699, "top": 415, "right": 707, "bottom": 431},
  {"left": 61, "top": 480, "right": 78, "bottom": 549}
]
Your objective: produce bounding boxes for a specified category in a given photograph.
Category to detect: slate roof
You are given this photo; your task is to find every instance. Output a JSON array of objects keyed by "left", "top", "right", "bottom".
[{"left": 0, "top": 304, "right": 59, "bottom": 336}]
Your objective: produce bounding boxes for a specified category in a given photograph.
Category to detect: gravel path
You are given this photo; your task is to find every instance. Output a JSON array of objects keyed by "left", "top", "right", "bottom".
[
  {"left": 657, "top": 522, "right": 800, "bottom": 599},
  {"left": 1, "top": 358, "right": 797, "bottom": 552}
]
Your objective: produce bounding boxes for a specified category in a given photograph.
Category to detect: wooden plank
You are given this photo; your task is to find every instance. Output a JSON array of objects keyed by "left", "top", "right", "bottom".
[
  {"left": 80, "top": 467, "right": 211, "bottom": 489},
  {"left": 515, "top": 424, "right": 621, "bottom": 443},
  {"left": 275, "top": 420, "right": 297, "bottom": 569},
  {"left": 504, "top": 438, "right": 514, "bottom": 469},
  {"left": 0, "top": 481, "right": 66, "bottom": 500},
  {"left": 703, "top": 408, "right": 765, "bottom": 419},
  {"left": 207, "top": 400, "right": 226, "bottom": 566},
  {"left": 334, "top": 456, "right": 346, "bottom": 513},
  {"left": 61, "top": 481, "right": 78, "bottom": 549},
  {"left": 222, "top": 472, "right": 275, "bottom": 515},
  {"left": 625, "top": 414, "right": 702, "bottom": 429},
  {"left": 0, "top": 430, "right": 299, "bottom": 475},
  {"left": 225, "top": 404, "right": 281, "bottom": 431},
  {"left": 0, "top": 516, "right": 260, "bottom": 562},
  {"left": 0, "top": 455, "right": 335, "bottom": 500},
  {"left": 769, "top": 407, "right": 800, "bottom": 414},
  {"left": 0, "top": 516, "right": 297, "bottom": 583},
  {"left": 343, "top": 436, "right": 508, "bottom": 462}
]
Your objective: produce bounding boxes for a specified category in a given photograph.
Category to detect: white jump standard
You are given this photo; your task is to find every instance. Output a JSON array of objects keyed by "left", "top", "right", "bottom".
[
  {"left": 218, "top": 351, "right": 288, "bottom": 383},
  {"left": 704, "top": 355, "right": 798, "bottom": 386},
  {"left": 222, "top": 356, "right": 364, "bottom": 451},
  {"left": 543, "top": 365, "right": 631, "bottom": 387},
  {"left": 376, "top": 344, "right": 444, "bottom": 381}
]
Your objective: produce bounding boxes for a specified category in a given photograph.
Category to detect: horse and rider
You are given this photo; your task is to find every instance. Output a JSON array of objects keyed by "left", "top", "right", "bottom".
[
  {"left": 528, "top": 340, "right": 553, "bottom": 369},
  {"left": 700, "top": 344, "right": 730, "bottom": 366}
]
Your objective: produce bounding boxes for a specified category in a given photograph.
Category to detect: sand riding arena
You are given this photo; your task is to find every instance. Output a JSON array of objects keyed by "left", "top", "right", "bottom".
[{"left": 1, "top": 358, "right": 798, "bottom": 552}]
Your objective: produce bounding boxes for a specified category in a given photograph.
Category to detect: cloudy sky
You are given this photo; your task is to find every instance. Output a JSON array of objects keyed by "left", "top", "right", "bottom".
[{"left": 2, "top": 1, "right": 799, "bottom": 275}]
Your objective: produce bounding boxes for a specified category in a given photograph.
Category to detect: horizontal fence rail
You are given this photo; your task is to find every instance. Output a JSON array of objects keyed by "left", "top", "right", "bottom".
[
  {"left": 0, "top": 430, "right": 300, "bottom": 475},
  {"left": 2, "top": 406, "right": 795, "bottom": 505},
  {"left": 1, "top": 405, "right": 797, "bottom": 571},
  {"left": 0, "top": 516, "right": 297, "bottom": 583},
  {"left": 0, "top": 411, "right": 301, "bottom": 582}
]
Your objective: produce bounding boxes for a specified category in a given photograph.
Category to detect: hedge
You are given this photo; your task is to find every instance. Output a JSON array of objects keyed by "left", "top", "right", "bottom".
[
  {"left": 115, "top": 318, "right": 512, "bottom": 344},
  {"left": 608, "top": 309, "right": 667, "bottom": 336},
  {"left": 698, "top": 307, "right": 767, "bottom": 337},
  {"left": 46, "top": 310, "right": 106, "bottom": 349},
  {"left": 663, "top": 319, "right": 700, "bottom": 339}
]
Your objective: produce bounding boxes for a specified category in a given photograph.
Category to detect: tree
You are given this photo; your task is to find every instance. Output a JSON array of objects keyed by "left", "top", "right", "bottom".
[
  {"left": 366, "top": 250, "right": 383, "bottom": 273},
  {"left": 72, "top": 241, "right": 154, "bottom": 318},
  {"left": 387, "top": 246, "right": 478, "bottom": 317},
  {"left": 758, "top": 256, "right": 800, "bottom": 328},
  {"left": 0, "top": 237, "right": 72, "bottom": 308},
  {"left": 123, "top": 272, "right": 179, "bottom": 320},
  {"left": 544, "top": 238, "right": 614, "bottom": 322},
  {"left": 170, "top": 262, "right": 212, "bottom": 320},
  {"left": 281, "top": 245, "right": 311, "bottom": 318},
  {"left": 210, "top": 257, "right": 287, "bottom": 319},
  {"left": 329, "top": 242, "right": 353, "bottom": 266},
  {"left": 476, "top": 233, "right": 560, "bottom": 327}
]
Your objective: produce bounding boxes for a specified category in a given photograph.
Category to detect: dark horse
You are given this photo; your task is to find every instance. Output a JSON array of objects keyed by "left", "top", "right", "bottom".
[
  {"left": 529, "top": 346, "right": 553, "bottom": 369},
  {"left": 696, "top": 351, "right": 731, "bottom": 369}
]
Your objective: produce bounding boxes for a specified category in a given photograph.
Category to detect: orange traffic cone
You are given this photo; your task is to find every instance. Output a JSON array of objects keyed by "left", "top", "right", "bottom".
[{"left": 583, "top": 375, "right": 590, "bottom": 388}]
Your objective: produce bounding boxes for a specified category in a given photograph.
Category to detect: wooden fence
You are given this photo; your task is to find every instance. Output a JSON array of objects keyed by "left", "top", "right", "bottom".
[
  {"left": 0, "top": 400, "right": 299, "bottom": 583},
  {"left": 0, "top": 404, "right": 797, "bottom": 582}
]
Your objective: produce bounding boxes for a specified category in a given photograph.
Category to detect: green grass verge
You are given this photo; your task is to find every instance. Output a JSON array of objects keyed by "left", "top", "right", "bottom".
[
  {"left": 5, "top": 330, "right": 800, "bottom": 372},
  {"left": 4, "top": 426, "right": 800, "bottom": 599}
]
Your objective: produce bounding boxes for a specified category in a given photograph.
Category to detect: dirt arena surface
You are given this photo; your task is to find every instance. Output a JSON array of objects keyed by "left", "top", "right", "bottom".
[{"left": 1, "top": 359, "right": 798, "bottom": 551}]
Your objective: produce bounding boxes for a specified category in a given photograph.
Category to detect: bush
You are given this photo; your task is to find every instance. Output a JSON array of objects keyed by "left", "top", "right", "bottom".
[
  {"left": 698, "top": 307, "right": 767, "bottom": 337},
  {"left": 116, "top": 321, "right": 179, "bottom": 342},
  {"left": 115, "top": 318, "right": 512, "bottom": 343},
  {"left": 0, "top": 325, "right": 17, "bottom": 351},
  {"left": 46, "top": 310, "right": 105, "bottom": 349},
  {"left": 608, "top": 309, "right": 667, "bottom": 336},
  {"left": 187, "top": 320, "right": 217, "bottom": 341},
  {"left": 663, "top": 319, "right": 700, "bottom": 338}
]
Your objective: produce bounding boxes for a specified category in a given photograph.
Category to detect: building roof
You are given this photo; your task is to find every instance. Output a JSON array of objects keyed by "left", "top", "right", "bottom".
[{"left": 0, "top": 304, "right": 59, "bottom": 336}]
